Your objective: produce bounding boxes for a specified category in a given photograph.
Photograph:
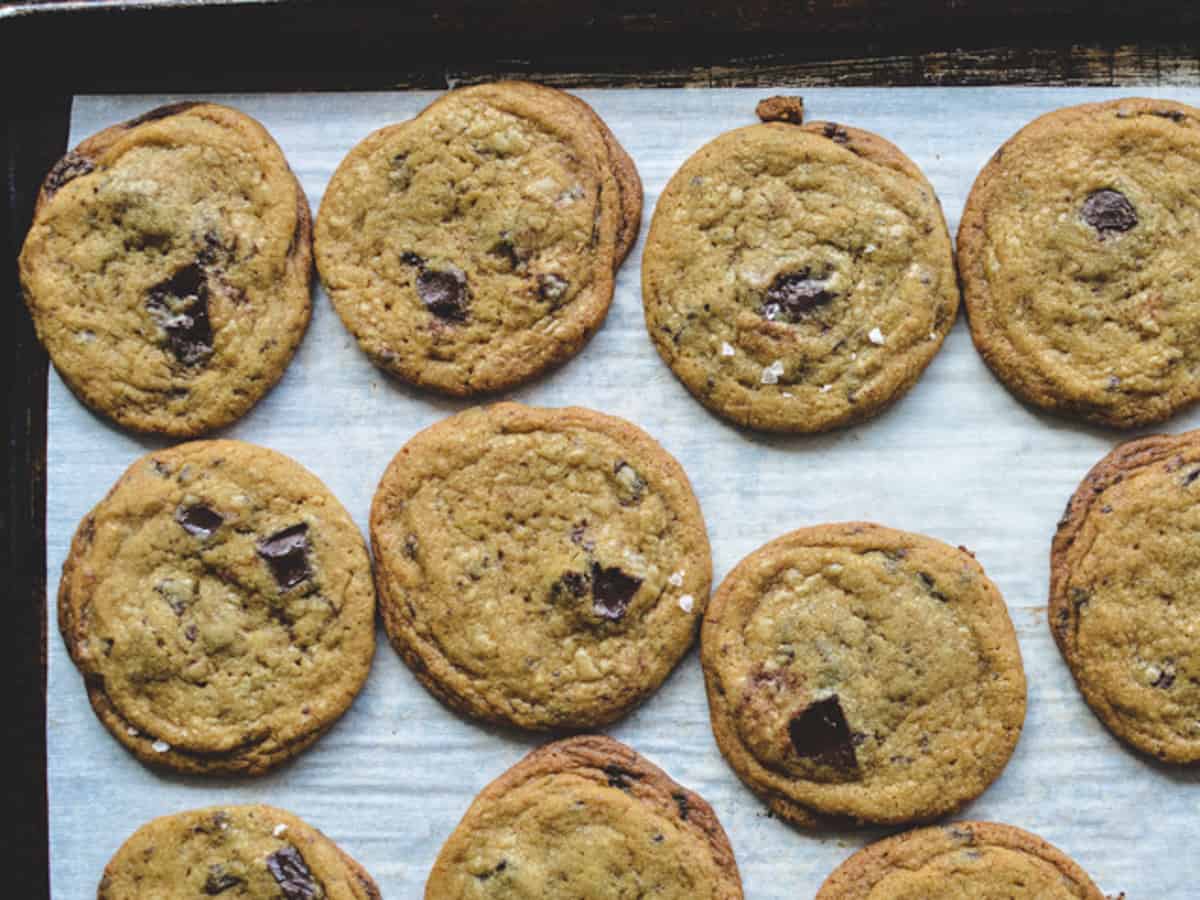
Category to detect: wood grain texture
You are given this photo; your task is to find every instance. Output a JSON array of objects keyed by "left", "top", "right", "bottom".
[{"left": 6, "top": 2, "right": 1200, "bottom": 896}]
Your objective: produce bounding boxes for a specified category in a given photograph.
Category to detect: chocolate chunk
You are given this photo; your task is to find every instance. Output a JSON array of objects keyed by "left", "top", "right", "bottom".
[
  {"left": 175, "top": 503, "right": 224, "bottom": 539},
  {"left": 1152, "top": 661, "right": 1176, "bottom": 689},
  {"left": 1153, "top": 109, "right": 1186, "bottom": 123},
  {"left": 475, "top": 859, "right": 508, "bottom": 881},
  {"left": 490, "top": 238, "right": 524, "bottom": 272},
  {"left": 613, "top": 461, "right": 646, "bottom": 506},
  {"left": 266, "top": 846, "right": 323, "bottom": 900},
  {"left": 917, "top": 571, "right": 949, "bottom": 602},
  {"left": 400, "top": 251, "right": 424, "bottom": 267},
  {"left": 1081, "top": 189, "right": 1138, "bottom": 238},
  {"left": 762, "top": 270, "right": 835, "bottom": 323},
  {"left": 671, "top": 791, "right": 690, "bottom": 820},
  {"left": 788, "top": 695, "right": 858, "bottom": 770},
  {"left": 536, "top": 273, "right": 569, "bottom": 305},
  {"left": 204, "top": 865, "right": 243, "bottom": 895},
  {"left": 822, "top": 123, "right": 851, "bottom": 145},
  {"left": 43, "top": 151, "right": 95, "bottom": 198},
  {"left": 1183, "top": 468, "right": 1200, "bottom": 486},
  {"left": 603, "top": 764, "right": 641, "bottom": 790},
  {"left": 256, "top": 524, "right": 313, "bottom": 591},
  {"left": 146, "top": 262, "right": 214, "bottom": 366},
  {"left": 417, "top": 267, "right": 470, "bottom": 321},
  {"left": 404, "top": 534, "right": 420, "bottom": 559},
  {"left": 590, "top": 563, "right": 642, "bottom": 621}
]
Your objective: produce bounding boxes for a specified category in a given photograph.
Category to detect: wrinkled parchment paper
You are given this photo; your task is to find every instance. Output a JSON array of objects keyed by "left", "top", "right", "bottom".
[{"left": 48, "top": 88, "right": 1200, "bottom": 898}]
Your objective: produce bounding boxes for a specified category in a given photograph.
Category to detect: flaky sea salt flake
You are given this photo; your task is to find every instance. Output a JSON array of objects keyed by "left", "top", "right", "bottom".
[
  {"left": 679, "top": 594, "right": 695, "bottom": 613},
  {"left": 868, "top": 327, "right": 886, "bottom": 345},
  {"left": 761, "top": 359, "right": 785, "bottom": 384}
]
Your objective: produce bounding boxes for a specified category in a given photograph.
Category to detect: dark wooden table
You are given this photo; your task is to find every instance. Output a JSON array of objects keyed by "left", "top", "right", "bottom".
[{"left": 4, "top": 2, "right": 1197, "bottom": 894}]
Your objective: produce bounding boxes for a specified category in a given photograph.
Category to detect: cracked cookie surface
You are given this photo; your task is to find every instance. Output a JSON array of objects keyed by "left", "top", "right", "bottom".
[
  {"left": 425, "top": 735, "right": 743, "bottom": 900},
  {"left": 959, "top": 98, "right": 1200, "bottom": 428},
  {"left": 701, "top": 523, "right": 1026, "bottom": 826},
  {"left": 19, "top": 102, "right": 312, "bottom": 436},
  {"left": 315, "top": 82, "right": 635, "bottom": 396},
  {"left": 370, "top": 403, "right": 710, "bottom": 730},
  {"left": 58, "top": 440, "right": 375, "bottom": 775},
  {"left": 641, "top": 107, "right": 957, "bottom": 433},
  {"left": 1050, "top": 430, "right": 1200, "bottom": 764},
  {"left": 816, "top": 821, "right": 1106, "bottom": 899},
  {"left": 100, "top": 805, "right": 380, "bottom": 899}
]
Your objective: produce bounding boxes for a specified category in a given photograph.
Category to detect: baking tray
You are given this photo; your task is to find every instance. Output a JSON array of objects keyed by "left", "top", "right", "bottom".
[{"left": 7, "top": 4, "right": 1200, "bottom": 896}]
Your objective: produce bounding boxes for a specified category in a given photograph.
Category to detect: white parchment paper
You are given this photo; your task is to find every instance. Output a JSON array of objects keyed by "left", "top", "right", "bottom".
[{"left": 48, "top": 88, "right": 1200, "bottom": 898}]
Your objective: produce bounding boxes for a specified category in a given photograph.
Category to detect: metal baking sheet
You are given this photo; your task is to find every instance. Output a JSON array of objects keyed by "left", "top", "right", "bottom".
[{"left": 47, "top": 87, "right": 1200, "bottom": 898}]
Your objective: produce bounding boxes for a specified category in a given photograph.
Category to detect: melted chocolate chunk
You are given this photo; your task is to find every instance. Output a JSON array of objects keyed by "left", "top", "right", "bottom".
[
  {"left": 417, "top": 267, "right": 470, "bottom": 321},
  {"left": 762, "top": 270, "right": 835, "bottom": 323},
  {"left": 175, "top": 503, "right": 224, "bottom": 539},
  {"left": 146, "top": 262, "right": 214, "bottom": 365},
  {"left": 266, "top": 846, "right": 322, "bottom": 900},
  {"left": 590, "top": 563, "right": 642, "bottom": 621},
  {"left": 1081, "top": 189, "right": 1138, "bottom": 238},
  {"left": 822, "top": 123, "right": 851, "bottom": 145},
  {"left": 204, "top": 865, "right": 243, "bottom": 895},
  {"left": 788, "top": 695, "right": 858, "bottom": 770},
  {"left": 44, "top": 151, "right": 95, "bottom": 197},
  {"left": 536, "top": 273, "right": 569, "bottom": 305},
  {"left": 256, "top": 524, "right": 313, "bottom": 591}
]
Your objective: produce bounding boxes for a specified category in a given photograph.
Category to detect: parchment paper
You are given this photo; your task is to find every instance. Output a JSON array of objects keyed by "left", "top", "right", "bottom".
[{"left": 48, "top": 87, "right": 1200, "bottom": 898}]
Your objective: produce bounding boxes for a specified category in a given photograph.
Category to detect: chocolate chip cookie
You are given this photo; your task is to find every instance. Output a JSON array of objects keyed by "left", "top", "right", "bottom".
[
  {"left": 315, "top": 81, "right": 639, "bottom": 396},
  {"left": 701, "top": 523, "right": 1026, "bottom": 827},
  {"left": 425, "top": 735, "right": 743, "bottom": 899},
  {"left": 370, "top": 402, "right": 710, "bottom": 730},
  {"left": 641, "top": 100, "right": 957, "bottom": 433},
  {"left": 1050, "top": 430, "right": 1200, "bottom": 764},
  {"left": 816, "top": 821, "right": 1107, "bottom": 899},
  {"left": 100, "top": 805, "right": 380, "bottom": 899},
  {"left": 58, "top": 440, "right": 375, "bottom": 775},
  {"left": 959, "top": 98, "right": 1200, "bottom": 428},
  {"left": 19, "top": 102, "right": 312, "bottom": 436}
]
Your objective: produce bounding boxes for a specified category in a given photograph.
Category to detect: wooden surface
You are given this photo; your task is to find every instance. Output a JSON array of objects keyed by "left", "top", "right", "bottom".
[{"left": 3, "top": 3, "right": 1198, "bottom": 896}]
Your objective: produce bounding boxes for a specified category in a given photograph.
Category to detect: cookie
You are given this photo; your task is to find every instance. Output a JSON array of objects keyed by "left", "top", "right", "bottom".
[
  {"left": 701, "top": 523, "right": 1026, "bottom": 827},
  {"left": 58, "top": 440, "right": 375, "bottom": 775},
  {"left": 816, "top": 821, "right": 1107, "bottom": 899},
  {"left": 314, "top": 81, "right": 639, "bottom": 396},
  {"left": 19, "top": 102, "right": 312, "bottom": 436},
  {"left": 425, "top": 735, "right": 743, "bottom": 899},
  {"left": 1050, "top": 430, "right": 1200, "bottom": 764},
  {"left": 370, "top": 402, "right": 710, "bottom": 730},
  {"left": 958, "top": 98, "right": 1200, "bottom": 428},
  {"left": 641, "top": 100, "right": 957, "bottom": 433},
  {"left": 99, "top": 805, "right": 380, "bottom": 899}
]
